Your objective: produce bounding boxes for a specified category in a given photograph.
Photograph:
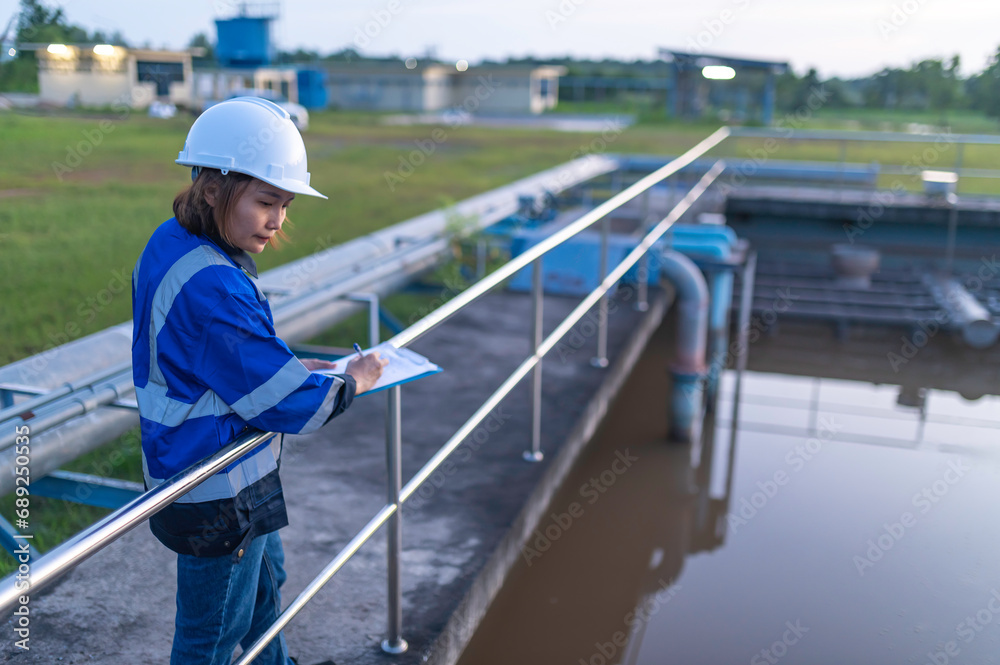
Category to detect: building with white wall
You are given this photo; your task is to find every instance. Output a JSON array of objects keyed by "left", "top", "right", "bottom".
[
  {"left": 32, "top": 44, "right": 196, "bottom": 108},
  {"left": 192, "top": 67, "right": 299, "bottom": 106}
]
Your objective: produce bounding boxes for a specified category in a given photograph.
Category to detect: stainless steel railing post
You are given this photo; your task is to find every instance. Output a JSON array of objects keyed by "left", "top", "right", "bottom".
[
  {"left": 524, "top": 258, "right": 545, "bottom": 462},
  {"left": 381, "top": 385, "right": 408, "bottom": 655},
  {"left": 635, "top": 252, "right": 650, "bottom": 312},
  {"left": 347, "top": 293, "right": 381, "bottom": 348},
  {"left": 591, "top": 215, "right": 610, "bottom": 368}
]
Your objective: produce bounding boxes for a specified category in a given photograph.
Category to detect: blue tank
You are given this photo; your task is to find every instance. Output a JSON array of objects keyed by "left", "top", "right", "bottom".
[
  {"left": 297, "top": 69, "right": 328, "bottom": 109},
  {"left": 215, "top": 16, "right": 274, "bottom": 68}
]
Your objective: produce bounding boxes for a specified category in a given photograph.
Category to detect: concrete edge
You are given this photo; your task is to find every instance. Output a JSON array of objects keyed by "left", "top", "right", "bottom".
[{"left": 424, "top": 289, "right": 672, "bottom": 665}]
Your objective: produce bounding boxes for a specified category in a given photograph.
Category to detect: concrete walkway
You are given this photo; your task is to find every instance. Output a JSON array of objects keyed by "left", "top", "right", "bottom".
[{"left": 0, "top": 286, "right": 668, "bottom": 665}]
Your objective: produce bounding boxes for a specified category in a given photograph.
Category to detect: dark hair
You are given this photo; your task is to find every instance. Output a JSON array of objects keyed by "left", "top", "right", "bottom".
[{"left": 173, "top": 169, "right": 290, "bottom": 249}]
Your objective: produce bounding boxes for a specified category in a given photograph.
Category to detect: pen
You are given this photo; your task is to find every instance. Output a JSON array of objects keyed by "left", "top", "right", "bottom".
[{"left": 353, "top": 343, "right": 364, "bottom": 359}]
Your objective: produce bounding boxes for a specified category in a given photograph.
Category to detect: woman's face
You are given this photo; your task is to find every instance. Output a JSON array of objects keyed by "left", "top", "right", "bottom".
[{"left": 222, "top": 179, "right": 295, "bottom": 254}]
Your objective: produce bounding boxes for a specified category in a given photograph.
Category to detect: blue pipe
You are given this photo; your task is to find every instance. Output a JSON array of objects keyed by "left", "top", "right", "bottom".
[
  {"left": 659, "top": 250, "right": 709, "bottom": 443},
  {"left": 706, "top": 270, "right": 734, "bottom": 403}
]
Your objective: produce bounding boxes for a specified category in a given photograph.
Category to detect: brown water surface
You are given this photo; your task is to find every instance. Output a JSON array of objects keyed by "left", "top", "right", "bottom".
[{"left": 458, "top": 321, "right": 1000, "bottom": 665}]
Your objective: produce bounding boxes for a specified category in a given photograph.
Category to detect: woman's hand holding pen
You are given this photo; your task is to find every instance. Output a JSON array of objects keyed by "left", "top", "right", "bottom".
[{"left": 345, "top": 351, "right": 389, "bottom": 394}]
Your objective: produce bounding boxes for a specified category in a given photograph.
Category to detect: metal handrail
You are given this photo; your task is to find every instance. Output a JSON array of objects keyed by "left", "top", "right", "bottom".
[
  {"left": 236, "top": 160, "right": 727, "bottom": 665},
  {"left": 0, "top": 128, "right": 731, "bottom": 656},
  {"left": 0, "top": 428, "right": 276, "bottom": 612},
  {"left": 728, "top": 127, "right": 1000, "bottom": 146}
]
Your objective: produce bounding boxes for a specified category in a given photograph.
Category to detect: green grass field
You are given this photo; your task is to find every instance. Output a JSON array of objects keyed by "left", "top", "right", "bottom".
[
  {"left": 3, "top": 107, "right": 1000, "bottom": 364},
  {"left": 2, "top": 106, "right": 1000, "bottom": 569}
]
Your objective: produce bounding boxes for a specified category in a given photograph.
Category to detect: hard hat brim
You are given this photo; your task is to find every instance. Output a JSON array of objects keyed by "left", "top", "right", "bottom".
[
  {"left": 253, "top": 172, "right": 329, "bottom": 200},
  {"left": 175, "top": 160, "right": 329, "bottom": 200}
]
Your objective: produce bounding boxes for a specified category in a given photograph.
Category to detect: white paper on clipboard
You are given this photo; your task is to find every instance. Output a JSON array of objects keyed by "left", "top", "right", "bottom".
[{"left": 314, "top": 342, "right": 442, "bottom": 395}]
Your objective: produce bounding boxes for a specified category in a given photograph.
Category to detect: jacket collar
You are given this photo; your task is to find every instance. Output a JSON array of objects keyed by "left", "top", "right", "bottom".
[{"left": 206, "top": 231, "right": 259, "bottom": 279}]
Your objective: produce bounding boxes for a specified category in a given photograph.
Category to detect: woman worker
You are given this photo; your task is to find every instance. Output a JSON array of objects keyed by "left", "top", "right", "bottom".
[{"left": 131, "top": 96, "right": 387, "bottom": 665}]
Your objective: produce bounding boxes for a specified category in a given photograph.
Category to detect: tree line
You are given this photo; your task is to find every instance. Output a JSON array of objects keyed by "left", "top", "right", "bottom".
[{"left": 778, "top": 55, "right": 1000, "bottom": 118}]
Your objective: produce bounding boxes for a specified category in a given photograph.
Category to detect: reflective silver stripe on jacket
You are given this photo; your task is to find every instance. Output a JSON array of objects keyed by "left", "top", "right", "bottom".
[{"left": 143, "top": 435, "right": 282, "bottom": 504}]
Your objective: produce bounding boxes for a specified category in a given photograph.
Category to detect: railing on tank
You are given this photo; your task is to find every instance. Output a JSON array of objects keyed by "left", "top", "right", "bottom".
[{"left": 0, "top": 127, "right": 730, "bottom": 660}]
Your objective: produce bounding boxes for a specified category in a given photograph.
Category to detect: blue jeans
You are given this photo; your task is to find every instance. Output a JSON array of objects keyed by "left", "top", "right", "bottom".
[{"left": 172, "top": 531, "right": 294, "bottom": 665}]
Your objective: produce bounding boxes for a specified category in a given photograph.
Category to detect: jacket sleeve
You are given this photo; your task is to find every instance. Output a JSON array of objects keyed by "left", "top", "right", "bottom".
[{"left": 196, "top": 292, "right": 356, "bottom": 434}]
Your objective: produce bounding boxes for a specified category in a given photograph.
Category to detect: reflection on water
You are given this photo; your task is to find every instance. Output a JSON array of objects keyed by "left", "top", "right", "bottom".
[{"left": 457, "top": 321, "right": 1000, "bottom": 665}]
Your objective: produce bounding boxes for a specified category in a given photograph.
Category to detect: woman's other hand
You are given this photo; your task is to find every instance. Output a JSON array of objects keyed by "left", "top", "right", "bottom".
[
  {"left": 345, "top": 352, "right": 389, "bottom": 394},
  {"left": 300, "top": 358, "right": 337, "bottom": 372}
]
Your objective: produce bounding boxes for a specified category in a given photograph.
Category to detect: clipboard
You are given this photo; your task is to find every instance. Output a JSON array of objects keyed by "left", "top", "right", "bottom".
[{"left": 315, "top": 342, "right": 442, "bottom": 395}]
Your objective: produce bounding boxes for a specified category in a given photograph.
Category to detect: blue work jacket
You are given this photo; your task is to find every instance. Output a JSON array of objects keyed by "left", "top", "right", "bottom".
[{"left": 132, "top": 218, "right": 355, "bottom": 557}]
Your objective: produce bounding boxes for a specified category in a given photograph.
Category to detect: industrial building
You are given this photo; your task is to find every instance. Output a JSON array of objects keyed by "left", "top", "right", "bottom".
[
  {"left": 322, "top": 63, "right": 564, "bottom": 114},
  {"left": 659, "top": 49, "right": 789, "bottom": 125},
  {"left": 30, "top": 43, "right": 196, "bottom": 108}
]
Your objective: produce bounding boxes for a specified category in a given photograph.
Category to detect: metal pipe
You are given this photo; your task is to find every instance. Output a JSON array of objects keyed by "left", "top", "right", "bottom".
[
  {"left": 0, "top": 428, "right": 276, "bottom": 614},
  {"left": 381, "top": 386, "right": 407, "bottom": 654},
  {"left": 924, "top": 274, "right": 1000, "bottom": 349},
  {"left": 0, "top": 407, "right": 138, "bottom": 498},
  {"left": 705, "top": 270, "right": 734, "bottom": 403},
  {"left": 347, "top": 293, "right": 381, "bottom": 349},
  {"left": 390, "top": 127, "right": 731, "bottom": 350},
  {"left": 728, "top": 127, "right": 1000, "bottom": 146},
  {"left": 0, "top": 370, "right": 134, "bottom": 449},
  {"left": 725, "top": 251, "right": 758, "bottom": 473},
  {"left": 944, "top": 195, "right": 959, "bottom": 275},
  {"left": 735, "top": 252, "right": 757, "bottom": 376},
  {"left": 635, "top": 253, "right": 650, "bottom": 312},
  {"left": 0, "top": 360, "right": 131, "bottom": 424},
  {"left": 524, "top": 258, "right": 545, "bottom": 462},
  {"left": 658, "top": 250, "right": 710, "bottom": 444}
]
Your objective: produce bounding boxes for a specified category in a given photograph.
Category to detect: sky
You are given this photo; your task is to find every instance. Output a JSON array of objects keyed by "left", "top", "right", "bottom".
[{"left": 6, "top": 0, "right": 1000, "bottom": 79}]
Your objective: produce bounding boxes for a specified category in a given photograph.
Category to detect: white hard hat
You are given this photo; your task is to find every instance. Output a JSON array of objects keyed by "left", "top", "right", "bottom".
[{"left": 176, "top": 96, "right": 327, "bottom": 199}]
